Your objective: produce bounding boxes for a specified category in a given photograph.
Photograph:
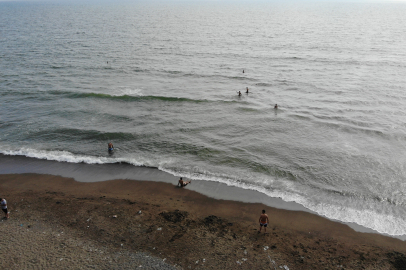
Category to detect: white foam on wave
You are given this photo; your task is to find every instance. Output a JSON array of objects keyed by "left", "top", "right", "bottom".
[
  {"left": 159, "top": 165, "right": 406, "bottom": 237},
  {"left": 0, "top": 148, "right": 145, "bottom": 167},
  {"left": 112, "top": 87, "right": 144, "bottom": 97},
  {"left": 158, "top": 166, "right": 308, "bottom": 206},
  {"left": 307, "top": 202, "right": 406, "bottom": 236},
  {"left": 2, "top": 148, "right": 405, "bottom": 236}
]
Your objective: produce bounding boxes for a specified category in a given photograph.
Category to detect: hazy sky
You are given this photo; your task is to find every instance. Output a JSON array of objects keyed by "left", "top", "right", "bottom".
[{"left": 1, "top": 0, "right": 406, "bottom": 5}]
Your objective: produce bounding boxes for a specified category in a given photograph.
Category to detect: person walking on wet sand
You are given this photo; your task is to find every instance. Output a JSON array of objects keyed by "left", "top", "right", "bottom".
[
  {"left": 1, "top": 198, "right": 9, "bottom": 219},
  {"left": 258, "top": 209, "right": 269, "bottom": 233},
  {"left": 178, "top": 177, "right": 191, "bottom": 187}
]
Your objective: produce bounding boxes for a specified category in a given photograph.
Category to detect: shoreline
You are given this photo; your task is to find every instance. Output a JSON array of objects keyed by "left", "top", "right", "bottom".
[
  {"left": 0, "top": 153, "right": 404, "bottom": 240},
  {"left": 1, "top": 173, "right": 406, "bottom": 269}
]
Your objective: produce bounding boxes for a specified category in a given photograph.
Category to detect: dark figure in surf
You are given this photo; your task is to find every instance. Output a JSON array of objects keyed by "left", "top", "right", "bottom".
[
  {"left": 243, "top": 70, "right": 245, "bottom": 73},
  {"left": 274, "top": 104, "right": 278, "bottom": 109},
  {"left": 238, "top": 91, "right": 242, "bottom": 96},
  {"left": 178, "top": 177, "right": 191, "bottom": 187},
  {"left": 108, "top": 142, "right": 114, "bottom": 152},
  {"left": 246, "top": 87, "right": 249, "bottom": 94}
]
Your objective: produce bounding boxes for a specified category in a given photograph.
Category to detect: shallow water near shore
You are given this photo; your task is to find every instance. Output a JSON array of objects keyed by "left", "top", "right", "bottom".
[
  {"left": 2, "top": 154, "right": 404, "bottom": 241},
  {"left": 1, "top": 1, "right": 406, "bottom": 238}
]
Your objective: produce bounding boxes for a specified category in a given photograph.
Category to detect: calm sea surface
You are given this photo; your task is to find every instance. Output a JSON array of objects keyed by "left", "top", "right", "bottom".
[{"left": 1, "top": 1, "right": 406, "bottom": 237}]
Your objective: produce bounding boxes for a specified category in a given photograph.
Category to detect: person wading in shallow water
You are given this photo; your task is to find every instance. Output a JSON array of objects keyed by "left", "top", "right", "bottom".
[
  {"left": 178, "top": 177, "right": 191, "bottom": 187},
  {"left": 258, "top": 209, "right": 269, "bottom": 233},
  {"left": 108, "top": 142, "right": 114, "bottom": 151}
]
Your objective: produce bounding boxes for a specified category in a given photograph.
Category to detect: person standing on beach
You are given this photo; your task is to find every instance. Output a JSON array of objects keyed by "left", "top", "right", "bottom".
[
  {"left": 258, "top": 209, "right": 269, "bottom": 233},
  {"left": 178, "top": 177, "right": 191, "bottom": 187},
  {"left": 1, "top": 198, "right": 9, "bottom": 219}
]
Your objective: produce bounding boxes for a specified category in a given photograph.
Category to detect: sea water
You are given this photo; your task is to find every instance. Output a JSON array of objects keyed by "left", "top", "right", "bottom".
[{"left": 1, "top": 1, "right": 406, "bottom": 237}]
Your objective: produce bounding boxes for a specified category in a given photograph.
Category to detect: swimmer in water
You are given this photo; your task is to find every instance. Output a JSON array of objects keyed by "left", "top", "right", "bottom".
[
  {"left": 246, "top": 87, "right": 249, "bottom": 93},
  {"left": 274, "top": 104, "right": 278, "bottom": 109},
  {"left": 108, "top": 142, "right": 114, "bottom": 151},
  {"left": 238, "top": 91, "right": 242, "bottom": 96}
]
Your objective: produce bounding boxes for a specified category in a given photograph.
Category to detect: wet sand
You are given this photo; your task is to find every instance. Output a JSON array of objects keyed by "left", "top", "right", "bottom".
[{"left": 1, "top": 173, "right": 406, "bottom": 269}]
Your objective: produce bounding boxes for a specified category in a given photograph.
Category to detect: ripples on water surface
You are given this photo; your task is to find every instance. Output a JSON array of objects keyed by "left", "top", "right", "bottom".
[{"left": 1, "top": 1, "right": 406, "bottom": 237}]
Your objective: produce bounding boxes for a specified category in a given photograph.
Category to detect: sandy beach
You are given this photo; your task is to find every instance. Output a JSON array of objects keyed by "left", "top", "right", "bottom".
[{"left": 0, "top": 173, "right": 405, "bottom": 270}]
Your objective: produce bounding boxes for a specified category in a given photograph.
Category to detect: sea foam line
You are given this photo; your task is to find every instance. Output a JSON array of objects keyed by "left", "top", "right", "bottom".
[
  {"left": 0, "top": 148, "right": 145, "bottom": 167},
  {"left": 308, "top": 202, "right": 406, "bottom": 237},
  {"left": 159, "top": 166, "right": 406, "bottom": 237},
  {"left": 2, "top": 147, "right": 404, "bottom": 237}
]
